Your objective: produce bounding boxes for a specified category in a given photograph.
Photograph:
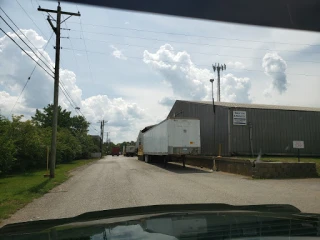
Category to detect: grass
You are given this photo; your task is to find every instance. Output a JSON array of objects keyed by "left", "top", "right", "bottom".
[
  {"left": 238, "top": 156, "right": 320, "bottom": 175},
  {"left": 0, "top": 159, "right": 97, "bottom": 222}
]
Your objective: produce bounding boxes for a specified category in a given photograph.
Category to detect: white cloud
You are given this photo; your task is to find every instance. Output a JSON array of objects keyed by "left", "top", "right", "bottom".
[
  {"left": 262, "top": 52, "right": 287, "bottom": 94},
  {"left": 143, "top": 44, "right": 252, "bottom": 103},
  {"left": 228, "top": 61, "right": 245, "bottom": 69},
  {"left": 221, "top": 74, "right": 251, "bottom": 103},
  {"left": 0, "top": 29, "right": 144, "bottom": 142},
  {"left": 159, "top": 97, "right": 175, "bottom": 107},
  {"left": 143, "top": 44, "right": 212, "bottom": 100},
  {"left": 110, "top": 45, "right": 127, "bottom": 60}
]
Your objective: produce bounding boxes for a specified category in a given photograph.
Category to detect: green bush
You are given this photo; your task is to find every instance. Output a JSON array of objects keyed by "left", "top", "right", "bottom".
[
  {"left": 0, "top": 117, "right": 16, "bottom": 174},
  {"left": 0, "top": 104, "right": 96, "bottom": 174},
  {"left": 56, "top": 128, "right": 82, "bottom": 163}
]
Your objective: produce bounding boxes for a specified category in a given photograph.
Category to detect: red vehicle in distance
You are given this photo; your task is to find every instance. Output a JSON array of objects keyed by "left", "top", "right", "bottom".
[{"left": 111, "top": 147, "right": 120, "bottom": 156}]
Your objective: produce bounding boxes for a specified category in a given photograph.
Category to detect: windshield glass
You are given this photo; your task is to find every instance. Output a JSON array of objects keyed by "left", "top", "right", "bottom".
[{"left": 0, "top": 0, "right": 319, "bottom": 233}]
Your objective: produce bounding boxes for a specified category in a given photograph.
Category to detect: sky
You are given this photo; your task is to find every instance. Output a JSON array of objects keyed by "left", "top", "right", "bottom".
[{"left": 1, "top": 0, "right": 320, "bottom": 143}]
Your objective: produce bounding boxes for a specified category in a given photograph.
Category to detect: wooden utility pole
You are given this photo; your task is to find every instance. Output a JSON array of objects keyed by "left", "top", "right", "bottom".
[
  {"left": 38, "top": 2, "right": 80, "bottom": 178},
  {"left": 100, "top": 120, "right": 104, "bottom": 158}
]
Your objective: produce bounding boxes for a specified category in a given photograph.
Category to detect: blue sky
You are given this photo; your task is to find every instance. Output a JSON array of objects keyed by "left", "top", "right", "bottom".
[{"left": 1, "top": 0, "right": 320, "bottom": 143}]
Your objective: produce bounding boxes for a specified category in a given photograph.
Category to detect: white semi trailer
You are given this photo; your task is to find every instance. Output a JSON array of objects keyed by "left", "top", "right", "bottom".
[{"left": 141, "top": 118, "right": 201, "bottom": 167}]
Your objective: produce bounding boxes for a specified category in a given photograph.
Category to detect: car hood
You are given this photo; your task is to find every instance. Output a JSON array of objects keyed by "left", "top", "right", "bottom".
[{"left": 1, "top": 203, "right": 319, "bottom": 239}]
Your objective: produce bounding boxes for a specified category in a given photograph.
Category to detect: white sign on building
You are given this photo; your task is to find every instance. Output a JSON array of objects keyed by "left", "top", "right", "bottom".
[
  {"left": 233, "top": 111, "right": 247, "bottom": 125},
  {"left": 293, "top": 141, "right": 304, "bottom": 149}
]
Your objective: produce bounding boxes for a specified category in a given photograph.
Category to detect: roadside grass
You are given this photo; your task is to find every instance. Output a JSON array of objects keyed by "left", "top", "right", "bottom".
[
  {"left": 243, "top": 156, "right": 320, "bottom": 175},
  {"left": 0, "top": 159, "right": 97, "bottom": 223}
]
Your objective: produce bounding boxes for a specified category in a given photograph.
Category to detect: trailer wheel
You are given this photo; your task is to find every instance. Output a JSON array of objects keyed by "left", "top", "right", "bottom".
[
  {"left": 182, "top": 156, "right": 186, "bottom": 168},
  {"left": 163, "top": 156, "right": 168, "bottom": 168}
]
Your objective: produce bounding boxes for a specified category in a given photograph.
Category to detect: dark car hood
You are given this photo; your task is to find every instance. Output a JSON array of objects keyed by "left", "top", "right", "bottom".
[{"left": 1, "top": 203, "right": 319, "bottom": 239}]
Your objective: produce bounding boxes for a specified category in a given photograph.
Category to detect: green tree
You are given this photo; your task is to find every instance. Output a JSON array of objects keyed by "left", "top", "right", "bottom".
[
  {"left": 0, "top": 115, "right": 16, "bottom": 174},
  {"left": 32, "top": 104, "right": 89, "bottom": 133},
  {"left": 74, "top": 132, "right": 98, "bottom": 159},
  {"left": 56, "top": 129, "right": 82, "bottom": 163},
  {"left": 70, "top": 115, "right": 89, "bottom": 135}
]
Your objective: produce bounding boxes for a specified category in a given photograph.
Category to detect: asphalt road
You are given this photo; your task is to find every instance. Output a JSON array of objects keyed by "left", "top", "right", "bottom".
[{"left": 2, "top": 156, "right": 320, "bottom": 226}]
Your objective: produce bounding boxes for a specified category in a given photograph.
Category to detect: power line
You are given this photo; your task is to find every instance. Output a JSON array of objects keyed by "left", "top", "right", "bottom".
[
  {"left": 59, "top": 17, "right": 96, "bottom": 131},
  {"left": 77, "top": 8, "right": 95, "bottom": 83},
  {"left": 0, "top": 16, "right": 54, "bottom": 74},
  {"left": 68, "top": 33, "right": 318, "bottom": 54},
  {"left": 0, "top": 28, "right": 54, "bottom": 78},
  {"left": 63, "top": 16, "right": 81, "bottom": 73},
  {"left": 62, "top": 47, "right": 320, "bottom": 78},
  {"left": 15, "top": 0, "right": 48, "bottom": 38},
  {"left": 10, "top": 32, "right": 54, "bottom": 113},
  {"left": 65, "top": 38, "right": 320, "bottom": 64},
  {"left": 0, "top": 6, "right": 54, "bottom": 69},
  {"left": 68, "top": 21, "right": 320, "bottom": 48},
  {"left": 60, "top": 80, "right": 78, "bottom": 109}
]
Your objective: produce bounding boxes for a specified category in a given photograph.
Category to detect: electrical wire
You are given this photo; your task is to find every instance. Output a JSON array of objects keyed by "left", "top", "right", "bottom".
[
  {"left": 0, "top": 6, "right": 54, "bottom": 69},
  {"left": 62, "top": 47, "right": 320, "bottom": 78},
  {"left": 65, "top": 38, "right": 320, "bottom": 64},
  {"left": 67, "top": 21, "right": 320, "bottom": 48},
  {"left": 0, "top": 16, "right": 54, "bottom": 74},
  {"left": 63, "top": 16, "right": 80, "bottom": 73},
  {"left": 77, "top": 8, "right": 95, "bottom": 84},
  {"left": 59, "top": 10, "right": 98, "bottom": 134},
  {"left": 68, "top": 32, "right": 319, "bottom": 54},
  {"left": 6, "top": 2, "right": 98, "bottom": 134},
  {"left": 0, "top": 28, "right": 54, "bottom": 78},
  {"left": 15, "top": 0, "right": 48, "bottom": 38},
  {"left": 10, "top": 32, "right": 54, "bottom": 113}
]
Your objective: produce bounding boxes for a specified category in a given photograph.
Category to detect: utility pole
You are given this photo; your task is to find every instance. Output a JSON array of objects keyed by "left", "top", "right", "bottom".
[
  {"left": 212, "top": 63, "right": 226, "bottom": 102},
  {"left": 38, "top": 2, "right": 80, "bottom": 178},
  {"left": 100, "top": 120, "right": 105, "bottom": 158},
  {"left": 106, "top": 131, "right": 109, "bottom": 154}
]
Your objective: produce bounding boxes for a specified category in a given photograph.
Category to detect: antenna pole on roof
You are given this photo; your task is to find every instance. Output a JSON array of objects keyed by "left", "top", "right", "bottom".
[{"left": 212, "top": 63, "right": 226, "bottom": 102}]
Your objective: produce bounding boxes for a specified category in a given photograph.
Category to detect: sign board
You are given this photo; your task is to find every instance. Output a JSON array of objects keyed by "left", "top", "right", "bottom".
[
  {"left": 293, "top": 141, "right": 304, "bottom": 149},
  {"left": 233, "top": 111, "right": 247, "bottom": 125}
]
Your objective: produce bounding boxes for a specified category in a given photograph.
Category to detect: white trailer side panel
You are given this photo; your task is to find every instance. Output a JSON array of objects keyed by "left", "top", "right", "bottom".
[
  {"left": 167, "top": 119, "right": 201, "bottom": 155},
  {"left": 143, "top": 120, "right": 168, "bottom": 155},
  {"left": 168, "top": 119, "right": 201, "bottom": 148}
]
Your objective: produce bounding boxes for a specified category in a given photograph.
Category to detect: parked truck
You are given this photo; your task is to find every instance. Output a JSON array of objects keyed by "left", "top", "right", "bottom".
[
  {"left": 111, "top": 147, "right": 120, "bottom": 156},
  {"left": 124, "top": 145, "right": 136, "bottom": 157},
  {"left": 140, "top": 118, "right": 201, "bottom": 167}
]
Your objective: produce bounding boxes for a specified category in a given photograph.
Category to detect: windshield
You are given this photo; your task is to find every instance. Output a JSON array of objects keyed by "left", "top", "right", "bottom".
[{"left": 0, "top": 0, "right": 320, "bottom": 233}]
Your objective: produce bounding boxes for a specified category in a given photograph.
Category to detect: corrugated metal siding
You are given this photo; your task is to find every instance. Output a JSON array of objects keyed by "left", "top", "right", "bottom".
[
  {"left": 229, "top": 107, "right": 320, "bottom": 156},
  {"left": 214, "top": 106, "right": 229, "bottom": 156},
  {"left": 168, "top": 100, "right": 320, "bottom": 156}
]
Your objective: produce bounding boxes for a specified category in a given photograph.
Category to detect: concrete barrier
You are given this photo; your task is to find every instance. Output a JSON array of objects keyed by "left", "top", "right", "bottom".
[
  {"left": 185, "top": 156, "right": 214, "bottom": 169},
  {"left": 185, "top": 156, "right": 318, "bottom": 179},
  {"left": 215, "top": 158, "right": 253, "bottom": 177},
  {"left": 253, "top": 162, "right": 318, "bottom": 179}
]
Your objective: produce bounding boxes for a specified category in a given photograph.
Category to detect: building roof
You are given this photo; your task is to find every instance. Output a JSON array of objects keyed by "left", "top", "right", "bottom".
[
  {"left": 141, "top": 125, "right": 156, "bottom": 133},
  {"left": 176, "top": 100, "right": 320, "bottom": 112}
]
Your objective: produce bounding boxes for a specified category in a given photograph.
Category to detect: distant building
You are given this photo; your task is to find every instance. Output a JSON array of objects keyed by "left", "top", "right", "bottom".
[{"left": 167, "top": 100, "right": 320, "bottom": 156}]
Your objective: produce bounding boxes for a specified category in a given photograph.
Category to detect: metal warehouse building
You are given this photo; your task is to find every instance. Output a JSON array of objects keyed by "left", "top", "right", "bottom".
[{"left": 167, "top": 100, "right": 320, "bottom": 156}]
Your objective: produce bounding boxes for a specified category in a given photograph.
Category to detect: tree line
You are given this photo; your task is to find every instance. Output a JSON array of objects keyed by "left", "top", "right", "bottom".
[{"left": 0, "top": 104, "right": 100, "bottom": 175}]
